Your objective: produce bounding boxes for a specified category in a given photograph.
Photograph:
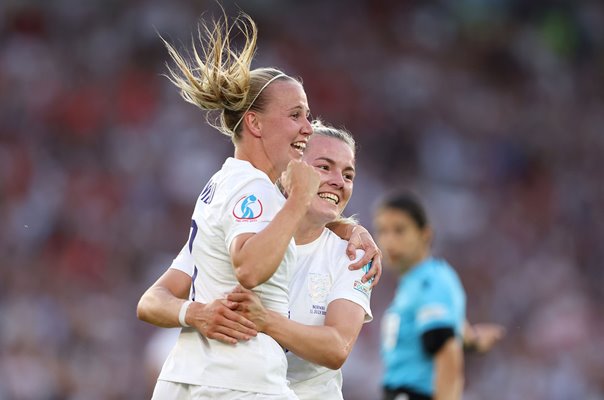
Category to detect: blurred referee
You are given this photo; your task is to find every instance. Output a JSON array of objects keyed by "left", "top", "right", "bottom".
[{"left": 374, "top": 192, "right": 503, "bottom": 400}]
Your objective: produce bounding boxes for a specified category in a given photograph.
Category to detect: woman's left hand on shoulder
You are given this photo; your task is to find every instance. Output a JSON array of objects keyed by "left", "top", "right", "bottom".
[{"left": 346, "top": 225, "right": 382, "bottom": 288}]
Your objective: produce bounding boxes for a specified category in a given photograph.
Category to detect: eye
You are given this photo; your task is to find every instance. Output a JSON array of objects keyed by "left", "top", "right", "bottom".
[
  {"left": 344, "top": 173, "right": 355, "bottom": 181},
  {"left": 291, "top": 112, "right": 300, "bottom": 119},
  {"left": 316, "top": 164, "right": 329, "bottom": 171}
]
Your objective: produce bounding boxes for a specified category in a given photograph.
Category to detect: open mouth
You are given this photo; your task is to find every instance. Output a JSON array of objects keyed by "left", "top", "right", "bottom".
[
  {"left": 291, "top": 141, "right": 307, "bottom": 156},
  {"left": 318, "top": 192, "right": 340, "bottom": 205}
]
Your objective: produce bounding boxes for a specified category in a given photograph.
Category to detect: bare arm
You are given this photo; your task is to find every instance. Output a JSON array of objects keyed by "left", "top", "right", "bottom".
[
  {"left": 434, "top": 338, "right": 464, "bottom": 400},
  {"left": 228, "top": 287, "right": 366, "bottom": 369},
  {"left": 136, "top": 268, "right": 258, "bottom": 344},
  {"left": 230, "top": 160, "right": 319, "bottom": 289},
  {"left": 230, "top": 193, "right": 310, "bottom": 289}
]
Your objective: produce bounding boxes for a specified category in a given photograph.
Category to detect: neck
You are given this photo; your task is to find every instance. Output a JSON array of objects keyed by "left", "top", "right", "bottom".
[
  {"left": 234, "top": 139, "right": 279, "bottom": 182},
  {"left": 399, "top": 249, "right": 431, "bottom": 275},
  {"left": 294, "top": 217, "right": 326, "bottom": 245}
]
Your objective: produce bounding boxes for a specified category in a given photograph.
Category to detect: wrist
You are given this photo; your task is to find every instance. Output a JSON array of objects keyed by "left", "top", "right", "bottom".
[
  {"left": 179, "top": 300, "right": 193, "bottom": 327},
  {"left": 262, "top": 310, "right": 280, "bottom": 335},
  {"left": 284, "top": 192, "right": 312, "bottom": 215},
  {"left": 463, "top": 334, "right": 479, "bottom": 353},
  {"left": 288, "top": 187, "right": 314, "bottom": 207},
  {"left": 348, "top": 223, "right": 361, "bottom": 238}
]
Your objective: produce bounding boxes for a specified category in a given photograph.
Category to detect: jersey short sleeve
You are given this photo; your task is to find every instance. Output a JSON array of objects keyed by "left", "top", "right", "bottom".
[
  {"left": 326, "top": 250, "right": 373, "bottom": 322},
  {"left": 222, "top": 178, "right": 283, "bottom": 251},
  {"left": 168, "top": 243, "right": 195, "bottom": 276},
  {"left": 414, "top": 276, "right": 456, "bottom": 334}
]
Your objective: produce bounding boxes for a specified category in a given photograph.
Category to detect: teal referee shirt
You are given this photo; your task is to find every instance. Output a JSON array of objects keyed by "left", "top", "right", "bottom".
[{"left": 381, "top": 257, "right": 466, "bottom": 396}]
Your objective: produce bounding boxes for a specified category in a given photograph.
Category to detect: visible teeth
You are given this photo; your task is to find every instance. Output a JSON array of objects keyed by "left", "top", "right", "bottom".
[
  {"left": 318, "top": 193, "right": 339, "bottom": 204},
  {"left": 292, "top": 141, "right": 307, "bottom": 151}
]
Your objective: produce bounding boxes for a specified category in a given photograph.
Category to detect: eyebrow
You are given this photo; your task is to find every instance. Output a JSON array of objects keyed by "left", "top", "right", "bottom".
[
  {"left": 288, "top": 105, "right": 311, "bottom": 115},
  {"left": 315, "top": 157, "right": 356, "bottom": 173}
]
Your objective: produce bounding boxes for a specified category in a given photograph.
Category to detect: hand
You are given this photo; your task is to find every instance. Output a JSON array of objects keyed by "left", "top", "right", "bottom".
[
  {"left": 467, "top": 323, "right": 505, "bottom": 353},
  {"left": 346, "top": 225, "right": 382, "bottom": 288},
  {"left": 226, "top": 285, "right": 270, "bottom": 332},
  {"left": 186, "top": 299, "right": 258, "bottom": 345},
  {"left": 280, "top": 160, "right": 320, "bottom": 207}
]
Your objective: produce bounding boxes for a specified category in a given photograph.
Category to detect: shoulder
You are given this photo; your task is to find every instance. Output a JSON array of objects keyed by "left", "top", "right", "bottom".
[
  {"left": 322, "top": 230, "right": 366, "bottom": 267},
  {"left": 414, "top": 259, "right": 462, "bottom": 296},
  {"left": 218, "top": 161, "right": 278, "bottom": 201},
  {"left": 433, "top": 259, "right": 463, "bottom": 288},
  {"left": 220, "top": 159, "right": 272, "bottom": 187}
]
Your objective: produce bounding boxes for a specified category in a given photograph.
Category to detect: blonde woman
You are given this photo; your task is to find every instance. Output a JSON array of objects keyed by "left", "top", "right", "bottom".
[
  {"left": 229, "top": 122, "right": 373, "bottom": 400},
  {"left": 136, "top": 13, "right": 380, "bottom": 400}
]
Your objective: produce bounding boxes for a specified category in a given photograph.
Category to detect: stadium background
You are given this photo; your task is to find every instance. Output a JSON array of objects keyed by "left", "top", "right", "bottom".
[{"left": 1, "top": 0, "right": 603, "bottom": 399}]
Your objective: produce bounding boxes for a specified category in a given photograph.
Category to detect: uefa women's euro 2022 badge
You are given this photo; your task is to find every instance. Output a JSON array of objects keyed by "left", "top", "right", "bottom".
[
  {"left": 233, "top": 194, "right": 263, "bottom": 222},
  {"left": 308, "top": 273, "right": 331, "bottom": 316},
  {"left": 353, "top": 261, "right": 373, "bottom": 296}
]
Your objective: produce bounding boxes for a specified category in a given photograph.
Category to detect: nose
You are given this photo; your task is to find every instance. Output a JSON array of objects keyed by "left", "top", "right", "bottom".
[
  {"left": 327, "top": 169, "right": 345, "bottom": 189},
  {"left": 301, "top": 116, "right": 312, "bottom": 136}
]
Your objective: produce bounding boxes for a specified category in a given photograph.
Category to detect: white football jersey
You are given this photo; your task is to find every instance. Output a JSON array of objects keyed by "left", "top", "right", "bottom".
[
  {"left": 287, "top": 228, "right": 373, "bottom": 400},
  {"left": 158, "top": 157, "right": 296, "bottom": 395}
]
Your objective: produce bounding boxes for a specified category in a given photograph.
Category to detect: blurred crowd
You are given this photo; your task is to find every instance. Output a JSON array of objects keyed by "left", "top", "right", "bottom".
[{"left": 1, "top": 0, "right": 603, "bottom": 399}]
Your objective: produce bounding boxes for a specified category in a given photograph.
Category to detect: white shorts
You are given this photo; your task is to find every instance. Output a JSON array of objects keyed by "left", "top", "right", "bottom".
[{"left": 152, "top": 380, "right": 299, "bottom": 400}]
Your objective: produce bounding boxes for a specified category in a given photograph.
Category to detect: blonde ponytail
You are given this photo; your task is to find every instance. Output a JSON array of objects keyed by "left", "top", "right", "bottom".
[{"left": 161, "top": 13, "right": 293, "bottom": 141}]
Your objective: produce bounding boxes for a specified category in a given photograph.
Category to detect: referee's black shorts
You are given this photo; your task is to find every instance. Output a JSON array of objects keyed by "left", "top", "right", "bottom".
[{"left": 383, "top": 386, "right": 432, "bottom": 400}]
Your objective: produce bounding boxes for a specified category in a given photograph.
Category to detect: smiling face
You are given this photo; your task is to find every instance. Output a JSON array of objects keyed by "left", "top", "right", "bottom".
[
  {"left": 302, "top": 134, "right": 356, "bottom": 225},
  {"left": 255, "top": 79, "right": 312, "bottom": 177}
]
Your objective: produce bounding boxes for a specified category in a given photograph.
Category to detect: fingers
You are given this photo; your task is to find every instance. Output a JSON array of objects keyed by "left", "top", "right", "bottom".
[
  {"left": 227, "top": 285, "right": 252, "bottom": 296},
  {"left": 207, "top": 323, "right": 256, "bottom": 344},
  {"left": 474, "top": 324, "right": 506, "bottom": 352},
  {"left": 200, "top": 310, "right": 258, "bottom": 342},
  {"left": 235, "top": 285, "right": 253, "bottom": 294},
  {"left": 365, "top": 253, "right": 382, "bottom": 289},
  {"left": 364, "top": 254, "right": 383, "bottom": 288},
  {"left": 208, "top": 333, "right": 238, "bottom": 345},
  {"left": 193, "top": 300, "right": 258, "bottom": 344},
  {"left": 348, "top": 249, "right": 374, "bottom": 271},
  {"left": 219, "top": 300, "right": 257, "bottom": 330},
  {"left": 226, "top": 293, "right": 253, "bottom": 303},
  {"left": 476, "top": 324, "right": 506, "bottom": 338},
  {"left": 346, "top": 242, "right": 356, "bottom": 261},
  {"left": 231, "top": 285, "right": 244, "bottom": 293},
  {"left": 222, "top": 300, "right": 239, "bottom": 310},
  {"left": 218, "top": 310, "right": 258, "bottom": 336}
]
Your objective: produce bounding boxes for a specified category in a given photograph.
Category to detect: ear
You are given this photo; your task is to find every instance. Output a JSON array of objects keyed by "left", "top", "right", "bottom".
[
  {"left": 243, "top": 112, "right": 262, "bottom": 138},
  {"left": 423, "top": 226, "right": 433, "bottom": 245}
]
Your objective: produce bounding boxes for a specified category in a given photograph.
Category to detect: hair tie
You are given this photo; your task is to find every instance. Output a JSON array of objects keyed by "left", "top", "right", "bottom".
[{"left": 231, "top": 73, "right": 288, "bottom": 134}]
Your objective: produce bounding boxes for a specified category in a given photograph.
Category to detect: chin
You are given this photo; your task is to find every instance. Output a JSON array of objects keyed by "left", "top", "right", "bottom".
[
  {"left": 324, "top": 210, "right": 340, "bottom": 224},
  {"left": 309, "top": 207, "right": 338, "bottom": 226},
  {"left": 289, "top": 149, "right": 303, "bottom": 161}
]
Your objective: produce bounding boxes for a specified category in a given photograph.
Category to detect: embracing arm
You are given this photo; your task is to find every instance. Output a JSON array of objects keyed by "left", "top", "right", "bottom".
[
  {"left": 267, "top": 300, "right": 365, "bottom": 369},
  {"left": 136, "top": 268, "right": 257, "bottom": 344},
  {"left": 228, "top": 287, "right": 366, "bottom": 370},
  {"left": 434, "top": 338, "right": 464, "bottom": 400},
  {"left": 136, "top": 268, "right": 191, "bottom": 327}
]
